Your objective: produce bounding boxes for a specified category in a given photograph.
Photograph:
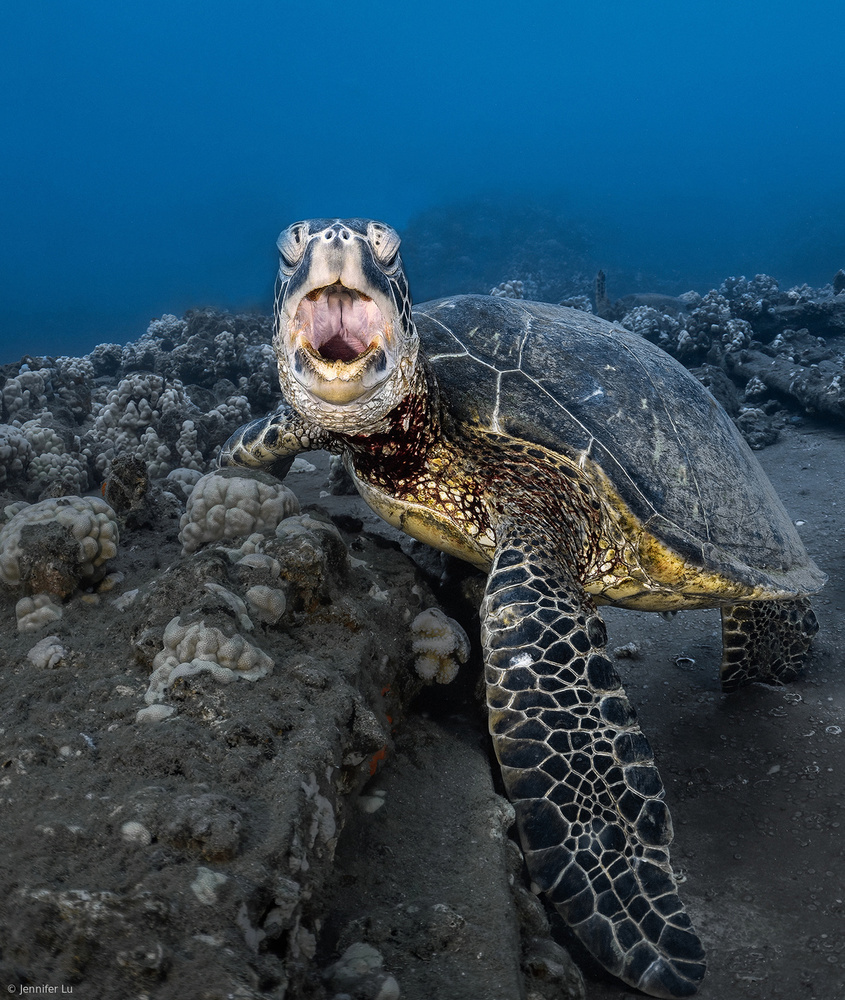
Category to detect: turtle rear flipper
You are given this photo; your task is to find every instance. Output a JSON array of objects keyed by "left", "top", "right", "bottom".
[
  {"left": 720, "top": 597, "right": 819, "bottom": 692},
  {"left": 482, "top": 522, "right": 706, "bottom": 998}
]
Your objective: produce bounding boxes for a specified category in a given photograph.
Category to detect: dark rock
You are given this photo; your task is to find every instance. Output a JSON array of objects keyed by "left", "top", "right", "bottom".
[
  {"left": 691, "top": 364, "right": 742, "bottom": 416},
  {"left": 734, "top": 407, "right": 780, "bottom": 450},
  {"left": 726, "top": 348, "right": 845, "bottom": 420},
  {"left": 102, "top": 454, "right": 150, "bottom": 517},
  {"left": 595, "top": 270, "right": 611, "bottom": 318},
  {"left": 18, "top": 520, "right": 83, "bottom": 598}
]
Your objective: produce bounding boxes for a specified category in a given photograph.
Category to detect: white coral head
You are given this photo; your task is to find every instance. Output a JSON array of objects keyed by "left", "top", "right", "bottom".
[
  {"left": 179, "top": 468, "right": 300, "bottom": 555},
  {"left": 410, "top": 608, "right": 470, "bottom": 684},
  {"left": 0, "top": 496, "right": 119, "bottom": 596}
]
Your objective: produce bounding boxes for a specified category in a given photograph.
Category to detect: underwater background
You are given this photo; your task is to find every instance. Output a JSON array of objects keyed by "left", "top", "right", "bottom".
[{"left": 1, "top": 0, "right": 843, "bottom": 362}]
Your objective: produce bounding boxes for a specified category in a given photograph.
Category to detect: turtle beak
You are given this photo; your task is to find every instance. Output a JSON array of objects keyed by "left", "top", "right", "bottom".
[{"left": 285, "top": 282, "right": 393, "bottom": 404}]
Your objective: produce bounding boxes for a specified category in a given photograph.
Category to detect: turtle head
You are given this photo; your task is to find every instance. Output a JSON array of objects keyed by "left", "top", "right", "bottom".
[{"left": 272, "top": 218, "right": 419, "bottom": 433}]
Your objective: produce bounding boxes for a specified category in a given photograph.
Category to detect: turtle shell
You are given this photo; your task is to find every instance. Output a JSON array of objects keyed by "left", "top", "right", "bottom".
[{"left": 413, "top": 295, "right": 825, "bottom": 597}]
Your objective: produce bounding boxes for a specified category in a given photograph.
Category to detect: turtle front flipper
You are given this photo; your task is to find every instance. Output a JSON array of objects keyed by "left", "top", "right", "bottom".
[
  {"left": 219, "top": 402, "right": 330, "bottom": 479},
  {"left": 481, "top": 521, "right": 706, "bottom": 998}
]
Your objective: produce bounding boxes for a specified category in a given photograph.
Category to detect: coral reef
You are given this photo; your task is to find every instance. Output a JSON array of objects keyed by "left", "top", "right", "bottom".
[
  {"left": 558, "top": 294, "right": 593, "bottom": 312},
  {"left": 2, "top": 271, "right": 840, "bottom": 511},
  {"left": 25, "top": 634, "right": 67, "bottom": 669},
  {"left": 489, "top": 279, "right": 526, "bottom": 299},
  {"left": 0, "top": 312, "right": 280, "bottom": 503},
  {"left": 14, "top": 592, "right": 63, "bottom": 632},
  {"left": 617, "top": 289, "right": 753, "bottom": 361},
  {"left": 0, "top": 424, "right": 32, "bottom": 486},
  {"left": 725, "top": 328, "right": 845, "bottom": 423},
  {"left": 0, "top": 441, "right": 454, "bottom": 996}
]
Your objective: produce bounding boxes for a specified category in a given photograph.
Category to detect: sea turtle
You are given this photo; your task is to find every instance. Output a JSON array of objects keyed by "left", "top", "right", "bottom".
[{"left": 220, "top": 218, "right": 826, "bottom": 997}]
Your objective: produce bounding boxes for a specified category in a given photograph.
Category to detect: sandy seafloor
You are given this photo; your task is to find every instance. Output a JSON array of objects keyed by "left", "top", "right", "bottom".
[{"left": 0, "top": 315, "right": 843, "bottom": 999}]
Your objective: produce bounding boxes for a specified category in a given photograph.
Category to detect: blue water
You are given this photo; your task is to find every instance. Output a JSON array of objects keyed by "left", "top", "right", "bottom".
[{"left": 1, "top": 0, "right": 843, "bottom": 362}]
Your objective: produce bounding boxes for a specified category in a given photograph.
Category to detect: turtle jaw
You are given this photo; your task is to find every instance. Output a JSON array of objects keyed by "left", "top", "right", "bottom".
[{"left": 283, "top": 283, "right": 396, "bottom": 405}]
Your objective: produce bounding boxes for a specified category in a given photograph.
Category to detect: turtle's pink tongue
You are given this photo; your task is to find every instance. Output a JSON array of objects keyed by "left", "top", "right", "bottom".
[{"left": 305, "top": 285, "right": 379, "bottom": 361}]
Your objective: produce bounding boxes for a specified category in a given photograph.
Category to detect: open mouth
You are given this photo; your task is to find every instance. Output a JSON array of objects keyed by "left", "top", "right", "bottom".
[
  {"left": 293, "top": 284, "right": 386, "bottom": 363},
  {"left": 285, "top": 283, "right": 393, "bottom": 404}
]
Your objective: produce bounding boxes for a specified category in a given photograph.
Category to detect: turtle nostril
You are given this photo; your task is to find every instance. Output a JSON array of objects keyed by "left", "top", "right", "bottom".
[{"left": 340, "top": 229, "right": 350, "bottom": 240}]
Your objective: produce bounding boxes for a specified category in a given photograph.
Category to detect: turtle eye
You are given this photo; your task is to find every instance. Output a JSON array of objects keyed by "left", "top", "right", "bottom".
[
  {"left": 277, "top": 223, "right": 308, "bottom": 271},
  {"left": 367, "top": 221, "right": 401, "bottom": 268}
]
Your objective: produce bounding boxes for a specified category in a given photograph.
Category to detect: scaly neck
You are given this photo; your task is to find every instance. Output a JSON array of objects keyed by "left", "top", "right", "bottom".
[{"left": 341, "top": 359, "right": 441, "bottom": 487}]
